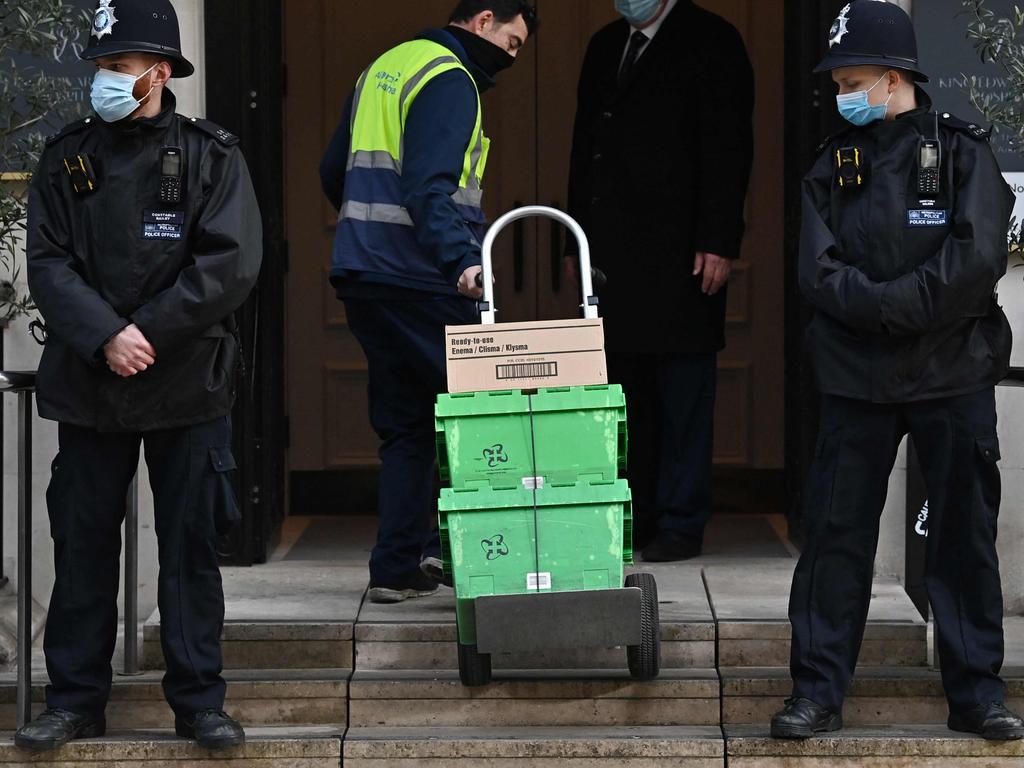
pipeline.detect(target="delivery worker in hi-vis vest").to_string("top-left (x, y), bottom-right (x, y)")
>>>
top-left (320, 1), bottom-right (537, 604)
top-left (772, 0), bottom-right (1023, 742)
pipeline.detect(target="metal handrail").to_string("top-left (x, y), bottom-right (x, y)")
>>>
top-left (1, 371), bottom-right (141, 729)
top-left (1, 371), bottom-right (36, 729)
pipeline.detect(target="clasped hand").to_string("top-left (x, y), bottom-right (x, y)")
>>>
top-left (104, 324), bottom-right (156, 377)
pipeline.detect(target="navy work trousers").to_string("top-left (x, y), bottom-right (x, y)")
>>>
top-left (789, 389), bottom-right (1006, 712)
top-left (608, 353), bottom-right (717, 546)
top-left (344, 296), bottom-right (479, 584)
top-left (44, 417), bottom-right (237, 719)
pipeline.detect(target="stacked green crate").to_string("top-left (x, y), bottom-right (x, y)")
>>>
top-left (434, 385), bottom-right (632, 646)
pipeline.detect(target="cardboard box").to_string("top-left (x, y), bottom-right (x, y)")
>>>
top-left (445, 318), bottom-right (607, 393)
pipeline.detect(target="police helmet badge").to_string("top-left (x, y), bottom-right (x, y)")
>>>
top-left (829, 3), bottom-right (851, 48)
top-left (92, 0), bottom-right (118, 40)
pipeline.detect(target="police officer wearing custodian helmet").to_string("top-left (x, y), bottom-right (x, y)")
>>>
top-left (771, 0), bottom-right (1024, 741)
top-left (16, 0), bottom-right (262, 752)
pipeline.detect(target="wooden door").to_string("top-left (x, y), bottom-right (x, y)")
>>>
top-left (698, 0), bottom-right (785, 469)
top-left (283, 0), bottom-right (785, 483)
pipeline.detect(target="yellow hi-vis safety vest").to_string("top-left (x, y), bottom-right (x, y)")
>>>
top-left (340, 39), bottom-right (490, 228)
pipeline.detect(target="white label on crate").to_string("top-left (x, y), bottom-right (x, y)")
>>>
top-left (521, 476), bottom-right (545, 490)
top-left (527, 572), bottom-right (552, 590)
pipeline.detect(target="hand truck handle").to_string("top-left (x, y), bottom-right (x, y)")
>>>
top-left (478, 206), bottom-right (600, 325)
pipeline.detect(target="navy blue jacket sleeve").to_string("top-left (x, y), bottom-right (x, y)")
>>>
top-left (400, 69), bottom-right (482, 284)
top-left (320, 92), bottom-right (354, 211)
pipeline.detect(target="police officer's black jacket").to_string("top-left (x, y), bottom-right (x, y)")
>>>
top-left (800, 89), bottom-right (1014, 403)
top-left (27, 91), bottom-right (262, 432)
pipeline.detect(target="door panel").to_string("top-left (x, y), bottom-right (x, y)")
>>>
top-left (700, 0), bottom-right (785, 468)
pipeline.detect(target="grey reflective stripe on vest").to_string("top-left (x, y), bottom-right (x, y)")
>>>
top-left (398, 55), bottom-right (461, 117)
top-left (349, 68), bottom-right (370, 131)
top-left (347, 150), bottom-right (401, 173)
top-left (466, 128), bottom-right (485, 190)
top-left (339, 201), bottom-right (414, 226)
top-left (452, 187), bottom-right (483, 208)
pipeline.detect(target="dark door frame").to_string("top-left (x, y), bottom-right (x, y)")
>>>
top-left (782, 0), bottom-right (849, 540)
top-left (204, 0), bottom-right (286, 566)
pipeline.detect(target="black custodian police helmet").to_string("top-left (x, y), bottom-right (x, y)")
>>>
top-left (814, 0), bottom-right (928, 83)
top-left (81, 0), bottom-right (194, 78)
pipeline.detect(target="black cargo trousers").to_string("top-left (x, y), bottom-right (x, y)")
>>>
top-left (788, 387), bottom-right (1006, 714)
top-left (43, 416), bottom-right (239, 719)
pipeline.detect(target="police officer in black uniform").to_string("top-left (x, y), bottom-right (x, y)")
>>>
top-left (15, 0), bottom-right (262, 752)
top-left (771, 0), bottom-right (1024, 741)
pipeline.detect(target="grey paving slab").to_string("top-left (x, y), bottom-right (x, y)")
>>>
top-left (146, 563), bottom-right (367, 630)
top-left (703, 559), bottom-right (925, 624)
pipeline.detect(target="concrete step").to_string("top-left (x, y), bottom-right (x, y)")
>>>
top-left (355, 620), bottom-right (715, 671)
top-left (348, 669), bottom-right (720, 728)
top-left (704, 562), bottom-right (928, 667)
top-left (354, 564), bottom-right (716, 671)
top-left (345, 726), bottom-right (725, 767)
top-left (0, 726), bottom-right (342, 765)
top-left (143, 562), bottom-right (366, 671)
top-left (725, 725), bottom-right (1024, 766)
top-left (721, 666), bottom-right (1024, 726)
top-left (143, 620), bottom-right (354, 671)
top-left (0, 670), bottom-right (349, 730)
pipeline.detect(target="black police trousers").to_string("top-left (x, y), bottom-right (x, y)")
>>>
top-left (44, 417), bottom-right (237, 719)
top-left (789, 388), bottom-right (1006, 713)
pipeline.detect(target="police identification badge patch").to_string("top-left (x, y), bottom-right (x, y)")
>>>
top-left (92, 0), bottom-right (118, 40)
top-left (907, 209), bottom-right (949, 227)
top-left (143, 210), bottom-right (184, 240)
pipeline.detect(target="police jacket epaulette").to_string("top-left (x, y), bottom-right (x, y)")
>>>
top-left (44, 116), bottom-right (98, 147)
top-left (816, 125), bottom-right (857, 155)
top-left (936, 111), bottom-right (991, 140)
top-left (181, 116), bottom-right (240, 146)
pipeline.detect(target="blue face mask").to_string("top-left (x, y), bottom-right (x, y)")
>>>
top-left (835, 73), bottom-right (893, 126)
top-left (90, 63), bottom-right (158, 123)
top-left (615, 0), bottom-right (662, 26)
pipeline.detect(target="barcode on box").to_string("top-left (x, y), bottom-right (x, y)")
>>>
top-left (496, 362), bottom-right (558, 381)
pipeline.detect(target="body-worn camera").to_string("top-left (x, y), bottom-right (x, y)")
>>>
top-left (836, 146), bottom-right (863, 189)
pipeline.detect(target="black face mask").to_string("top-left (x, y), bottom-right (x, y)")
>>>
top-left (446, 25), bottom-right (516, 79)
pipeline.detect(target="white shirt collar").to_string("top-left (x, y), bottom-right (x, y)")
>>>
top-left (630, 0), bottom-right (680, 41)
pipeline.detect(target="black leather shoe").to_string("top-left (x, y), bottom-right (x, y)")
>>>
top-left (641, 531), bottom-right (702, 562)
top-left (175, 710), bottom-right (245, 750)
top-left (770, 697), bottom-right (843, 739)
top-left (14, 708), bottom-right (105, 752)
top-left (948, 702), bottom-right (1024, 741)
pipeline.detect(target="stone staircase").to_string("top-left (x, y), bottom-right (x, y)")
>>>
top-left (0, 552), bottom-right (1022, 765)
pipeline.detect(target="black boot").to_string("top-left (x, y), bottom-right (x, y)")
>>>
top-left (948, 702), bottom-right (1024, 741)
top-left (175, 710), bottom-right (246, 749)
top-left (14, 709), bottom-right (105, 752)
top-left (770, 697), bottom-right (843, 739)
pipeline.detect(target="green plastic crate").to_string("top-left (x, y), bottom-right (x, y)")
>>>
top-left (438, 480), bottom-right (632, 645)
top-left (435, 385), bottom-right (627, 490)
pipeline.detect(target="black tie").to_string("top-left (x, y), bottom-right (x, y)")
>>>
top-left (619, 30), bottom-right (648, 84)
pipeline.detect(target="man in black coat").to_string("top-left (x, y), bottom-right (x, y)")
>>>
top-left (16, 0), bottom-right (261, 752)
top-left (567, 0), bottom-right (754, 561)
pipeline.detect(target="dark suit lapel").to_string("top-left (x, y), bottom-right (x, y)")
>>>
top-left (616, 0), bottom-right (688, 96)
